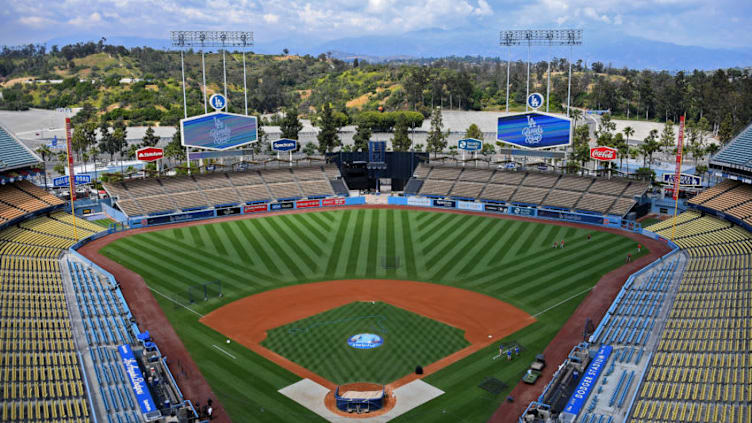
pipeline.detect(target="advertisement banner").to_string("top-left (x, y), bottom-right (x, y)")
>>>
top-left (661, 173), bottom-right (701, 187)
top-left (322, 198), bottom-right (346, 207)
top-left (508, 206), bottom-right (536, 216)
top-left (270, 202), bottom-right (294, 210)
top-left (216, 206), bottom-right (241, 216)
top-left (590, 146), bottom-right (617, 161)
top-left (673, 116), bottom-right (685, 201)
top-left (457, 200), bottom-right (483, 211)
top-left (484, 204), bottom-right (508, 213)
top-left (407, 197), bottom-right (432, 207)
top-left (180, 112), bottom-right (258, 150)
top-left (538, 209), bottom-right (604, 224)
top-left (272, 139), bottom-right (297, 152)
top-left (296, 199), bottom-right (321, 209)
top-left (117, 344), bottom-right (158, 415)
top-left (458, 138), bottom-right (483, 151)
top-left (562, 345), bottom-right (613, 416)
top-left (244, 204), bottom-right (268, 213)
top-left (432, 199), bottom-right (456, 208)
top-left (497, 112), bottom-right (572, 149)
top-left (136, 147), bottom-right (164, 162)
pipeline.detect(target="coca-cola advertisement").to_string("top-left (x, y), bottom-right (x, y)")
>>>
top-left (590, 146), bottom-right (617, 161)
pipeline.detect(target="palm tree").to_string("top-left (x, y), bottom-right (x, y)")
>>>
top-left (570, 109), bottom-right (583, 128)
top-left (35, 145), bottom-right (52, 188)
top-left (622, 126), bottom-right (635, 144)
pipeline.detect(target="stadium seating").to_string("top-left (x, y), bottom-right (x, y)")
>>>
top-left (0, 213), bottom-right (106, 422)
top-left (633, 214), bottom-right (752, 423)
top-left (0, 125), bottom-right (40, 170)
top-left (410, 164), bottom-right (649, 217)
top-left (104, 165), bottom-right (343, 217)
top-left (711, 122), bottom-right (752, 170)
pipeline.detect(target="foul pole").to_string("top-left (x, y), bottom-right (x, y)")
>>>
top-left (64, 118), bottom-right (78, 240)
top-left (670, 115), bottom-right (686, 241)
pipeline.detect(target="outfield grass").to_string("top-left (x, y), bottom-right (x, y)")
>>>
top-left (100, 209), bottom-right (648, 422)
top-left (91, 218), bottom-right (114, 228)
top-left (262, 301), bottom-right (469, 384)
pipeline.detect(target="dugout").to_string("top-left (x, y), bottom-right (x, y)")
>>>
top-left (327, 152), bottom-right (428, 191)
top-left (334, 383), bottom-right (385, 413)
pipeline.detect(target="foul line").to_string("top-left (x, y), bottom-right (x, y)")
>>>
top-left (533, 286), bottom-right (594, 318)
top-left (212, 344), bottom-right (237, 359)
top-left (148, 287), bottom-right (204, 318)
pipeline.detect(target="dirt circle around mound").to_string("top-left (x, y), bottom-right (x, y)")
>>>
top-left (200, 279), bottom-right (536, 390)
top-left (323, 382), bottom-right (396, 418)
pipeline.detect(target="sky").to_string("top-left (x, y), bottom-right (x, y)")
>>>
top-left (1, 0), bottom-right (751, 52)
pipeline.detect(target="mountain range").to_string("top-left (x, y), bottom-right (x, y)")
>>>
top-left (46, 27), bottom-right (752, 71)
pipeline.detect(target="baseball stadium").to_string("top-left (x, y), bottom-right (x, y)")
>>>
top-left (1, 27), bottom-right (752, 423)
top-left (2, 108), bottom-right (752, 423)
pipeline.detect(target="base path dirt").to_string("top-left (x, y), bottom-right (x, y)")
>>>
top-left (77, 204), bottom-right (671, 423)
top-left (201, 279), bottom-right (535, 391)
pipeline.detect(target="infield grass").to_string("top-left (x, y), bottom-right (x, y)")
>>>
top-left (100, 209), bottom-right (648, 422)
top-left (262, 301), bottom-right (469, 384)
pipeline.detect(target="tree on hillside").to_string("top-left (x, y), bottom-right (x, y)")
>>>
top-left (352, 123), bottom-right (372, 152)
top-left (391, 116), bottom-right (411, 152)
top-left (718, 114), bottom-right (734, 144)
top-left (639, 129), bottom-right (661, 169)
top-left (165, 129), bottom-right (185, 165)
top-left (35, 145), bottom-right (52, 188)
top-left (72, 120), bottom-right (97, 162)
top-left (659, 120), bottom-right (676, 152)
top-left (426, 107), bottom-right (448, 157)
top-left (141, 126), bottom-right (160, 147)
top-left (280, 107), bottom-right (303, 140)
top-left (464, 123), bottom-right (483, 140)
top-left (570, 125), bottom-right (591, 173)
top-left (316, 103), bottom-right (341, 153)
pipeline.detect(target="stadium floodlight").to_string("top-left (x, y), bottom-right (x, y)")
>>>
top-left (499, 29), bottom-right (582, 114)
top-left (171, 30), bottom-right (254, 173)
top-left (170, 31), bottom-right (254, 48)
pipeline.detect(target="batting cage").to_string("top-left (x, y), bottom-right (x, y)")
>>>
top-left (334, 384), bottom-right (385, 413)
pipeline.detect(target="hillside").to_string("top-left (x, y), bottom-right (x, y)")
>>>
top-left (1, 42), bottom-right (751, 138)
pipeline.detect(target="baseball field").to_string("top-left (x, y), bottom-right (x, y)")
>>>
top-left (97, 207), bottom-right (648, 422)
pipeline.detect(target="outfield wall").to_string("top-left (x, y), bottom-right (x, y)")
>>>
top-left (388, 197), bottom-right (641, 233)
top-left (126, 196), bottom-right (366, 228)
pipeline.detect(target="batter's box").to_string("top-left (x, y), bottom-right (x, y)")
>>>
top-left (381, 256), bottom-right (401, 270)
top-left (478, 377), bottom-right (507, 395)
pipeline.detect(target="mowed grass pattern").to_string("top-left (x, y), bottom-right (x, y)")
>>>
top-left (100, 209), bottom-right (647, 422)
top-left (262, 301), bottom-right (469, 384)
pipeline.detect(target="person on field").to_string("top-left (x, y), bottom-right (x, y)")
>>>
top-left (553, 241), bottom-right (558, 248)
top-left (561, 240), bottom-right (565, 248)
top-left (637, 244), bottom-right (642, 253)
top-left (587, 234), bottom-right (591, 241)
top-left (507, 350), bottom-right (513, 360)
top-left (626, 253), bottom-right (632, 263)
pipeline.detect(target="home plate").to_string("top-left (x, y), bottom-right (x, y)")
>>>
top-left (279, 379), bottom-right (444, 422)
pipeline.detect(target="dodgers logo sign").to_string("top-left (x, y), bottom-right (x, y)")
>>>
top-left (497, 112), bottom-right (571, 150)
top-left (347, 333), bottom-right (383, 349)
top-left (209, 93), bottom-right (227, 111)
top-left (181, 112), bottom-right (258, 151)
top-left (527, 93), bottom-right (544, 110)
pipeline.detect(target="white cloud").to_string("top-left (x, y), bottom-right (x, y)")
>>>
top-left (67, 12), bottom-right (102, 27)
top-left (473, 0), bottom-right (492, 16)
top-left (263, 13), bottom-right (279, 24)
top-left (18, 16), bottom-right (56, 27)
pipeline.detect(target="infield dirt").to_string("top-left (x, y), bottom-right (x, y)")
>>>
top-left (201, 279), bottom-right (535, 390)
